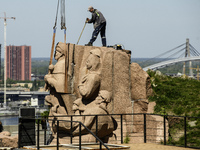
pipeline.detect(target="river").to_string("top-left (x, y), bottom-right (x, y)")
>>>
top-left (0, 116), bottom-right (19, 125)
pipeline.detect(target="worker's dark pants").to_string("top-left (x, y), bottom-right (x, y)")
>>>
top-left (90, 22), bottom-right (106, 46)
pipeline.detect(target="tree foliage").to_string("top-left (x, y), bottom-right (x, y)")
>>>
top-left (147, 70), bottom-right (200, 116)
top-left (147, 70), bottom-right (200, 147)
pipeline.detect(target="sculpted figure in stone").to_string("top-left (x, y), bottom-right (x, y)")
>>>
top-left (44, 42), bottom-right (68, 118)
top-left (78, 48), bottom-right (102, 101)
top-left (72, 49), bottom-right (117, 141)
top-left (52, 48), bottom-right (103, 132)
top-left (73, 90), bottom-right (117, 141)
top-left (45, 47), bottom-right (117, 141)
top-left (45, 42), bottom-right (66, 93)
top-left (70, 49), bottom-right (102, 120)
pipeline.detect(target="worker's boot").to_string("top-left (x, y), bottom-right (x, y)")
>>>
top-left (85, 42), bottom-right (93, 46)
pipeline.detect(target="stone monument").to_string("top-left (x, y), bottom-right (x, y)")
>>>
top-left (44, 43), bottom-right (163, 144)
top-left (44, 43), bottom-right (132, 142)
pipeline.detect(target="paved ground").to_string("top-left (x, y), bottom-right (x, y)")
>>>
top-left (21, 143), bottom-right (199, 150)
top-left (124, 143), bottom-right (198, 150)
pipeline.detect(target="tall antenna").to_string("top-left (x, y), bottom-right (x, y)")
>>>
top-left (0, 12), bottom-right (15, 108)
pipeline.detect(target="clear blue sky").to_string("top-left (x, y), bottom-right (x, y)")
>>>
top-left (0, 0), bottom-right (199, 58)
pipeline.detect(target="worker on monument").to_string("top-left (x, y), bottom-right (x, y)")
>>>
top-left (85, 6), bottom-right (107, 47)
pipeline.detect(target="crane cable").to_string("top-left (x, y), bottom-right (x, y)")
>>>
top-left (49, 0), bottom-right (60, 66)
top-left (60, 0), bottom-right (69, 93)
top-left (48, 0), bottom-right (69, 93)
top-left (60, 0), bottom-right (66, 30)
top-left (60, 0), bottom-right (66, 43)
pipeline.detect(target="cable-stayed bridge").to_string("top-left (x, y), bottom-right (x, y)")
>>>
top-left (143, 56), bottom-right (200, 71)
top-left (142, 39), bottom-right (200, 76)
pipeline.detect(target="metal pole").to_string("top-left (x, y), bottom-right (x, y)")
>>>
top-left (79, 122), bottom-right (81, 150)
top-left (95, 115), bottom-right (98, 143)
top-left (57, 120), bottom-right (59, 150)
top-left (120, 114), bottom-right (123, 144)
top-left (0, 12), bottom-right (15, 108)
top-left (100, 142), bottom-right (102, 150)
top-left (184, 116), bottom-right (187, 148)
top-left (44, 118), bottom-right (46, 145)
top-left (18, 118), bottom-right (22, 148)
top-left (70, 116), bottom-right (73, 144)
top-left (144, 114), bottom-right (146, 143)
top-left (164, 115), bottom-right (166, 145)
top-left (37, 120), bottom-right (40, 150)
top-left (3, 18), bottom-right (6, 107)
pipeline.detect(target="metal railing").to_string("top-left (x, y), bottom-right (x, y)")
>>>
top-left (18, 113), bottom-right (200, 149)
top-left (18, 117), bottom-right (110, 150)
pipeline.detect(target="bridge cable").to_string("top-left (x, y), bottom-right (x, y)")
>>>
top-left (191, 50), bottom-right (196, 56)
top-left (189, 44), bottom-right (200, 54)
top-left (190, 48), bottom-right (198, 56)
top-left (178, 52), bottom-right (186, 58)
top-left (162, 47), bottom-right (186, 61)
top-left (189, 44), bottom-right (200, 56)
top-left (190, 48), bottom-right (199, 56)
top-left (143, 43), bottom-right (185, 63)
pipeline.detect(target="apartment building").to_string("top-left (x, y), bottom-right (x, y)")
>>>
top-left (6, 45), bottom-right (31, 80)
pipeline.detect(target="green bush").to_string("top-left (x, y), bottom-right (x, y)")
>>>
top-left (147, 70), bottom-right (200, 147)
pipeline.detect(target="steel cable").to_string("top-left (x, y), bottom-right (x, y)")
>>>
top-left (60, 0), bottom-right (66, 29)
top-left (53, 0), bottom-right (59, 29)
top-left (143, 43), bottom-right (185, 63)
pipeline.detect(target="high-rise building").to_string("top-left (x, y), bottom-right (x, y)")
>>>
top-left (0, 44), bottom-right (1, 80)
top-left (6, 45), bottom-right (31, 81)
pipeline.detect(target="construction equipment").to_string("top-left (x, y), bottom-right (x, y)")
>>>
top-left (107, 44), bottom-right (125, 50)
top-left (190, 66), bottom-right (200, 80)
top-left (113, 44), bottom-right (123, 50)
top-left (77, 22), bottom-right (87, 45)
top-left (0, 12), bottom-right (15, 108)
top-left (49, 0), bottom-right (67, 66)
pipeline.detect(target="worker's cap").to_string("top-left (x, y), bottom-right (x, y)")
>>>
top-left (88, 6), bottom-right (93, 11)
top-left (55, 42), bottom-right (66, 54)
top-left (90, 48), bottom-right (101, 58)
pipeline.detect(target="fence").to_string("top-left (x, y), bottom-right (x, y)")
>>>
top-left (18, 117), bottom-right (110, 150)
top-left (18, 113), bottom-right (200, 149)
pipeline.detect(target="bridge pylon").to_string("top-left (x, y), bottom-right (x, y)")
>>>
top-left (183, 38), bottom-right (193, 77)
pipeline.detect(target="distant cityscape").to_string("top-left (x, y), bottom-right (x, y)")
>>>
top-left (0, 44), bottom-right (48, 116)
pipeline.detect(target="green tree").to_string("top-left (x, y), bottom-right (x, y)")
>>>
top-left (147, 70), bottom-right (200, 147)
